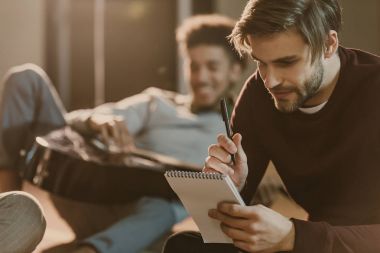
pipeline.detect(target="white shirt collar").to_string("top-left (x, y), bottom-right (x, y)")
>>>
top-left (299, 101), bottom-right (328, 114)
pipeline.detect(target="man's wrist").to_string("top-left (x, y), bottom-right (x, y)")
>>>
top-left (280, 220), bottom-right (295, 251)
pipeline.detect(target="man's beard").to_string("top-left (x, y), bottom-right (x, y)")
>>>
top-left (271, 60), bottom-right (324, 113)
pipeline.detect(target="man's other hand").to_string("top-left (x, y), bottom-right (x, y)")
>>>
top-left (87, 114), bottom-right (134, 153)
top-left (209, 203), bottom-right (295, 253)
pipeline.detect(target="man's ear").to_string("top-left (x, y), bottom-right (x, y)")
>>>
top-left (324, 30), bottom-right (339, 59)
top-left (229, 62), bottom-right (243, 83)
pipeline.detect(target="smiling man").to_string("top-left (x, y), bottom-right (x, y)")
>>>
top-left (163, 0), bottom-right (380, 253)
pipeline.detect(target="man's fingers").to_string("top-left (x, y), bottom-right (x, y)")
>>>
top-left (117, 121), bottom-right (129, 144)
top-left (202, 166), bottom-right (218, 173)
top-left (232, 133), bottom-right (242, 151)
top-left (217, 203), bottom-right (263, 220)
top-left (220, 224), bottom-right (261, 245)
top-left (232, 133), bottom-right (247, 164)
top-left (102, 118), bottom-right (133, 153)
top-left (208, 144), bottom-right (233, 164)
top-left (88, 115), bottom-right (133, 153)
top-left (205, 155), bottom-right (234, 176)
top-left (109, 121), bottom-right (120, 142)
top-left (100, 126), bottom-right (111, 148)
top-left (209, 208), bottom-right (253, 230)
top-left (114, 119), bottom-right (130, 149)
top-left (217, 134), bottom-right (237, 155)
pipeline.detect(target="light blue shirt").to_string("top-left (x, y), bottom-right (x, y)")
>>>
top-left (67, 87), bottom-right (225, 167)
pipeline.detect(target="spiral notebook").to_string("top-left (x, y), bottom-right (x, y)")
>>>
top-left (165, 171), bottom-right (246, 243)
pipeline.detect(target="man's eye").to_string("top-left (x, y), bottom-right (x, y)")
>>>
top-left (207, 64), bottom-right (220, 71)
top-left (277, 61), bottom-right (296, 67)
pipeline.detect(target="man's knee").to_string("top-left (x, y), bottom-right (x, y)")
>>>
top-left (163, 231), bottom-right (203, 253)
top-left (138, 197), bottom-right (175, 218)
top-left (0, 191), bottom-right (46, 253)
top-left (2, 63), bottom-right (49, 94)
top-left (163, 231), bottom-right (238, 253)
top-left (135, 197), bottom-right (178, 229)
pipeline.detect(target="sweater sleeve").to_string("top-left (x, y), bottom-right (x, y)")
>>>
top-left (66, 88), bottom-right (160, 136)
top-left (292, 219), bottom-right (380, 253)
top-left (231, 78), bottom-right (270, 204)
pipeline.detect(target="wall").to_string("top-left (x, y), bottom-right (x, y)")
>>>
top-left (339, 0), bottom-right (380, 55)
top-left (0, 0), bottom-right (46, 79)
top-left (215, 0), bottom-right (246, 19)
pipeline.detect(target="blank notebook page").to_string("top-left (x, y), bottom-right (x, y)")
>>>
top-left (165, 171), bottom-right (245, 243)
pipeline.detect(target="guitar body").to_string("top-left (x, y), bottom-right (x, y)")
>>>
top-left (21, 127), bottom-right (199, 204)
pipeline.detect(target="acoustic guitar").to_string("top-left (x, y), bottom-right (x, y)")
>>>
top-left (21, 127), bottom-right (200, 204)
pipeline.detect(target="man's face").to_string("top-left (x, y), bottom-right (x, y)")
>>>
top-left (184, 45), bottom-right (240, 110)
top-left (247, 29), bottom-right (324, 112)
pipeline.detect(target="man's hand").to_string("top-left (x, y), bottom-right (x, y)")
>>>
top-left (204, 133), bottom-right (248, 190)
top-left (209, 203), bottom-right (295, 253)
top-left (87, 114), bottom-right (134, 153)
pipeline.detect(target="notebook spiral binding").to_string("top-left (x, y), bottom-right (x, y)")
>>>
top-left (165, 170), bottom-right (225, 180)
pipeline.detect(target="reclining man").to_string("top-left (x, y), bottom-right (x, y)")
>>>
top-left (0, 15), bottom-right (246, 253)
top-left (163, 0), bottom-right (380, 253)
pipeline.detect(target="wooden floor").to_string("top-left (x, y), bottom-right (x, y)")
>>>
top-left (23, 182), bottom-right (76, 252)
top-left (24, 177), bottom-right (307, 253)
top-left (23, 181), bottom-right (199, 253)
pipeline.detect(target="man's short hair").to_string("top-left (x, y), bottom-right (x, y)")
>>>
top-left (230, 0), bottom-right (342, 62)
top-left (176, 14), bottom-right (246, 69)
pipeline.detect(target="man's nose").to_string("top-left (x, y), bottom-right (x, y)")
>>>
top-left (194, 68), bottom-right (209, 83)
top-left (262, 68), bottom-right (281, 89)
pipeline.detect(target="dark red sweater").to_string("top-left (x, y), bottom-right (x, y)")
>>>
top-left (232, 47), bottom-right (380, 253)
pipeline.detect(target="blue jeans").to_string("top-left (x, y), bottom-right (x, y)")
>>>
top-left (84, 197), bottom-right (188, 253)
top-left (0, 64), bottom-right (189, 253)
top-left (0, 64), bottom-right (66, 170)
